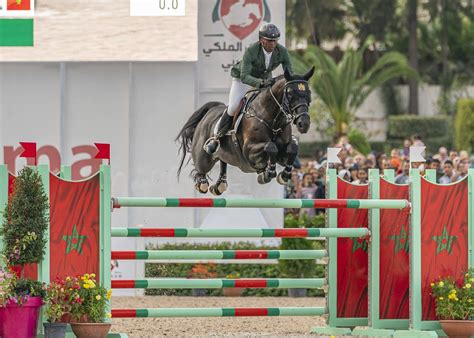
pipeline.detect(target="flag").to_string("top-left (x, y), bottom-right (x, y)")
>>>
top-left (19, 142), bottom-right (36, 164)
top-left (327, 147), bottom-right (342, 164)
top-left (94, 143), bottom-right (110, 163)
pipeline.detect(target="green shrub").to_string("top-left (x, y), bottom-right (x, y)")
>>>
top-left (388, 115), bottom-right (450, 139)
top-left (454, 99), bottom-right (474, 153)
top-left (348, 129), bottom-right (371, 155)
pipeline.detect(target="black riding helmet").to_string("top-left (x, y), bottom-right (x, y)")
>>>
top-left (259, 23), bottom-right (280, 40)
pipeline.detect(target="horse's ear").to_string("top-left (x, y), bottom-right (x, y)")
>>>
top-left (284, 67), bottom-right (292, 80)
top-left (303, 66), bottom-right (315, 80)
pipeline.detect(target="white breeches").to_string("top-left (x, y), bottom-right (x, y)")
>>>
top-left (227, 78), bottom-right (253, 116)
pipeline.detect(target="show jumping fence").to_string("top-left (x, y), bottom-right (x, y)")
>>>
top-left (0, 164), bottom-right (472, 336)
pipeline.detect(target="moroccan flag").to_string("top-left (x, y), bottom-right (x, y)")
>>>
top-left (7, 0), bottom-right (31, 11)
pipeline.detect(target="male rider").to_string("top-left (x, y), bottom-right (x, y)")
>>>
top-left (203, 23), bottom-right (294, 155)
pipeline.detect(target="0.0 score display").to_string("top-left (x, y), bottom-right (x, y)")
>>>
top-left (130, 0), bottom-right (185, 16)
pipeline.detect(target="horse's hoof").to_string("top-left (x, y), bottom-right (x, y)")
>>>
top-left (195, 183), bottom-right (209, 194)
top-left (257, 173), bottom-right (266, 184)
top-left (277, 172), bottom-right (288, 185)
top-left (210, 181), bottom-right (228, 196)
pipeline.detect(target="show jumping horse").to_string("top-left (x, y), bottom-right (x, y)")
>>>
top-left (176, 67), bottom-right (314, 195)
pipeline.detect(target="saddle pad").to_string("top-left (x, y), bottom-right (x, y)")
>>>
top-left (213, 113), bottom-right (244, 136)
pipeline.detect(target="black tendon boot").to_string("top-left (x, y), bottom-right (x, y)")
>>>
top-left (203, 111), bottom-right (233, 155)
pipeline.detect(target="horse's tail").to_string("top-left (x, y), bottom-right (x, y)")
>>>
top-left (176, 101), bottom-right (223, 178)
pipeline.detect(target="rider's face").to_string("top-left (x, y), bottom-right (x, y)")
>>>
top-left (260, 38), bottom-right (278, 52)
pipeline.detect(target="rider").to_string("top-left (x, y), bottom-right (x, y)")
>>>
top-left (203, 23), bottom-right (294, 155)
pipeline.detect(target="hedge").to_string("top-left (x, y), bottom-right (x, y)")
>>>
top-left (388, 115), bottom-right (450, 139)
top-left (454, 99), bottom-right (474, 153)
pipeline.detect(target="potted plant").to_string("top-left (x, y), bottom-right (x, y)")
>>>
top-left (279, 214), bottom-right (321, 297)
top-left (69, 273), bottom-right (112, 338)
top-left (1, 166), bottom-right (49, 338)
top-left (43, 278), bottom-right (77, 338)
top-left (188, 263), bottom-right (217, 296)
top-left (223, 272), bottom-right (244, 297)
top-left (431, 267), bottom-right (474, 338)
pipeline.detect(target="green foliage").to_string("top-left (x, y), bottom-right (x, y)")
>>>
top-left (11, 278), bottom-right (46, 305)
top-left (1, 167), bottom-right (49, 269)
top-left (454, 99), bottom-right (474, 152)
top-left (431, 268), bottom-right (474, 320)
top-left (388, 115), bottom-right (450, 139)
top-left (348, 129), bottom-right (371, 155)
top-left (279, 214), bottom-right (324, 280)
top-left (292, 42), bottom-right (416, 139)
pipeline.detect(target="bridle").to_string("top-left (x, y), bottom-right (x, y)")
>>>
top-left (244, 80), bottom-right (311, 137)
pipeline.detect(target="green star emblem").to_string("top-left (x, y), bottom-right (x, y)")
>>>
top-left (16, 0), bottom-right (22, 5)
top-left (432, 225), bottom-right (457, 254)
top-left (390, 225), bottom-right (409, 254)
top-left (62, 225), bottom-right (87, 254)
top-left (352, 237), bottom-right (368, 253)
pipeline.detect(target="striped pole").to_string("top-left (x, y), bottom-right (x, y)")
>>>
top-left (112, 250), bottom-right (328, 260)
top-left (112, 307), bottom-right (327, 318)
top-left (112, 278), bottom-right (326, 289)
top-left (111, 227), bottom-right (370, 238)
top-left (112, 197), bottom-right (410, 209)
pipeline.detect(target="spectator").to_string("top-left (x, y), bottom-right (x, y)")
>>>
top-left (349, 164), bottom-right (359, 182)
top-left (411, 135), bottom-right (425, 147)
top-left (296, 173), bottom-right (318, 217)
top-left (401, 139), bottom-right (412, 158)
top-left (390, 148), bottom-right (401, 171)
top-left (395, 160), bottom-right (410, 184)
top-left (338, 169), bottom-right (351, 181)
top-left (437, 147), bottom-right (449, 165)
top-left (454, 161), bottom-right (469, 181)
top-left (439, 160), bottom-right (455, 184)
top-left (381, 159), bottom-right (392, 175)
top-left (353, 167), bottom-right (368, 184)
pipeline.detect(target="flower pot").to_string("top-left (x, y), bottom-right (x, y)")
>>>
top-left (43, 322), bottom-right (67, 338)
top-left (223, 288), bottom-right (244, 297)
top-left (2, 296), bottom-right (43, 338)
top-left (439, 319), bottom-right (474, 338)
top-left (287, 288), bottom-right (307, 297)
top-left (70, 322), bottom-right (111, 338)
top-left (0, 306), bottom-right (4, 337)
top-left (192, 288), bottom-right (207, 297)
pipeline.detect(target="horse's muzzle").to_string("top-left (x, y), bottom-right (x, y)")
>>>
top-left (296, 113), bottom-right (310, 134)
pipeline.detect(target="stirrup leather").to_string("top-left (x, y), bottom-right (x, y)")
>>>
top-left (203, 136), bottom-right (221, 153)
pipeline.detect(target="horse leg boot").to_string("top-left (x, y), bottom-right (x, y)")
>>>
top-left (277, 138), bottom-right (298, 185)
top-left (257, 142), bottom-right (278, 184)
top-left (194, 172), bottom-right (209, 194)
top-left (210, 161), bottom-right (228, 196)
top-left (203, 109), bottom-right (233, 155)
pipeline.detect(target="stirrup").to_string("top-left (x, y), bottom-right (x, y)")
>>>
top-left (203, 137), bottom-right (220, 154)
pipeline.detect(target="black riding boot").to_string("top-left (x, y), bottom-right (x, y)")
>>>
top-left (203, 111), bottom-right (233, 155)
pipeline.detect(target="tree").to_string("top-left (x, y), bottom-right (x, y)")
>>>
top-left (292, 41), bottom-right (417, 140)
top-left (1, 167), bottom-right (49, 277)
top-left (407, 0), bottom-right (419, 115)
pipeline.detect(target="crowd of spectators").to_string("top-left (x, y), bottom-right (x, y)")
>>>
top-left (284, 135), bottom-right (473, 218)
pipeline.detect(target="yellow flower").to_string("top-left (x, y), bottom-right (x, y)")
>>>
top-left (83, 284), bottom-right (90, 289)
top-left (439, 297), bottom-right (444, 300)
top-left (84, 274), bottom-right (90, 279)
top-left (106, 313), bottom-right (112, 318)
top-left (438, 281), bottom-right (444, 287)
top-left (430, 283), bottom-right (434, 287)
top-left (469, 278), bottom-right (474, 283)
top-left (90, 273), bottom-right (96, 278)
top-left (466, 283), bottom-right (472, 289)
top-left (66, 277), bottom-right (71, 281)
top-left (106, 289), bottom-right (112, 299)
top-left (95, 295), bottom-right (101, 300)
top-left (448, 293), bottom-right (456, 300)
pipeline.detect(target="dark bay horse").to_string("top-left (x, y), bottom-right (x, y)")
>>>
top-left (177, 67), bottom-right (314, 195)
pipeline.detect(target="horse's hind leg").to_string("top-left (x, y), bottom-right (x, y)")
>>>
top-left (210, 161), bottom-right (228, 196)
top-left (194, 172), bottom-right (209, 194)
top-left (277, 137), bottom-right (298, 185)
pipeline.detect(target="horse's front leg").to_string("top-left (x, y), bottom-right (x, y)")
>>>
top-left (277, 137), bottom-right (298, 185)
top-left (210, 161), bottom-right (228, 196)
top-left (248, 141), bottom-right (278, 184)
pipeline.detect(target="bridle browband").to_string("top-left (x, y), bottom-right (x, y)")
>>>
top-left (244, 80), bottom-right (310, 137)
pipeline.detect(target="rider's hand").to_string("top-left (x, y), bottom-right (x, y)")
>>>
top-left (260, 78), bottom-right (276, 88)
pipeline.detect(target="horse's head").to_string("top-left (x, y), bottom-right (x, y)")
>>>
top-left (282, 67), bottom-right (315, 134)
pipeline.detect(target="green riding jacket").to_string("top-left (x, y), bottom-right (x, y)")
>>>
top-left (231, 41), bottom-right (293, 88)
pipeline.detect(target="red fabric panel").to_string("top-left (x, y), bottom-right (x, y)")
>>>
top-left (420, 179), bottom-right (468, 320)
top-left (379, 180), bottom-right (409, 319)
top-left (234, 280), bottom-right (267, 288)
top-left (7, 174), bottom-right (37, 280)
top-left (49, 174), bottom-right (100, 281)
top-left (234, 308), bottom-right (268, 316)
top-left (336, 178), bottom-right (368, 318)
top-left (234, 251), bottom-right (269, 259)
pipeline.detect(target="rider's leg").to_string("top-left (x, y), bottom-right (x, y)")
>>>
top-left (204, 78), bottom-right (252, 155)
